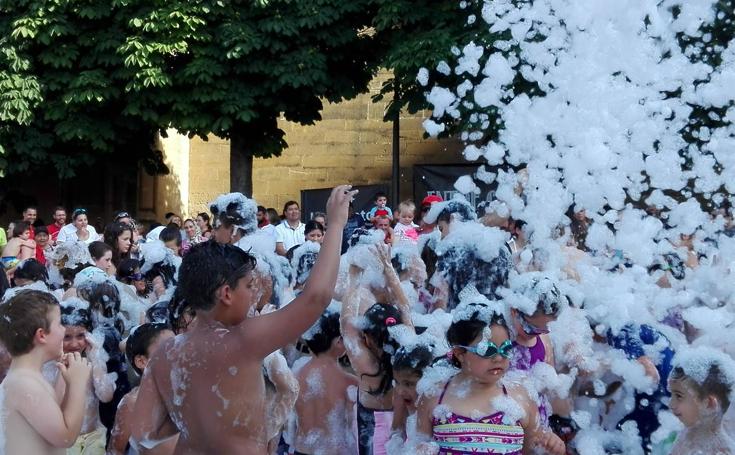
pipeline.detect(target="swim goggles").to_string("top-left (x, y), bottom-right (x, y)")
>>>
top-left (454, 339), bottom-right (513, 359)
top-left (519, 314), bottom-right (550, 336)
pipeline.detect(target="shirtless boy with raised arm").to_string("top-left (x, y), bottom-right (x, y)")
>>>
top-left (131, 185), bottom-right (357, 454)
top-left (0, 290), bottom-right (92, 454)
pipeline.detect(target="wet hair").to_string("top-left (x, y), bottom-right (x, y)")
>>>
top-left (79, 281), bottom-right (122, 332)
top-left (520, 277), bottom-right (567, 317)
top-left (0, 290), bottom-right (58, 356)
top-left (14, 258), bottom-right (49, 284)
top-left (35, 226), bottom-right (49, 237)
top-left (59, 263), bottom-right (92, 291)
top-left (103, 222), bottom-right (134, 265)
top-left (126, 323), bottom-right (171, 376)
top-left (283, 201), bottom-right (299, 214)
top-left (361, 303), bottom-right (402, 395)
top-left (436, 200), bottom-right (477, 224)
top-left (446, 306), bottom-right (508, 368)
top-left (295, 251), bottom-right (318, 286)
top-left (116, 258), bottom-right (140, 282)
top-left (348, 227), bottom-right (372, 248)
top-left (88, 241), bottom-right (112, 261)
top-left (175, 241), bottom-right (256, 313)
top-left (304, 220), bottom-right (324, 236)
top-left (374, 192), bottom-right (387, 201)
top-left (304, 310), bottom-right (341, 355)
top-left (159, 226), bottom-right (182, 247)
top-left (392, 344), bottom-right (434, 376)
top-left (11, 220), bottom-right (29, 237)
top-left (60, 301), bottom-right (92, 331)
top-left (670, 365), bottom-right (732, 413)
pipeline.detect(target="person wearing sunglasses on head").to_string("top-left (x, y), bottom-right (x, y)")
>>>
top-left (505, 274), bottom-right (570, 437)
top-left (57, 208), bottom-right (101, 245)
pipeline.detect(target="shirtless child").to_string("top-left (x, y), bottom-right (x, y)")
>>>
top-left (131, 185), bottom-right (357, 454)
top-left (110, 323), bottom-right (175, 455)
top-left (0, 290), bottom-right (92, 454)
top-left (55, 300), bottom-right (117, 454)
top-left (292, 305), bottom-right (358, 455)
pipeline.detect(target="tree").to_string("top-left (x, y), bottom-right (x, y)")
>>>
top-left (0, 0), bottom-right (385, 196)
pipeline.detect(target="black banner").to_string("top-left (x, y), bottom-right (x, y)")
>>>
top-left (301, 184), bottom-right (389, 222)
top-left (413, 164), bottom-right (500, 214)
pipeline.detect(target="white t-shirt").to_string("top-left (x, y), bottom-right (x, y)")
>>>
top-left (57, 224), bottom-right (100, 244)
top-left (274, 221), bottom-right (305, 252)
top-left (261, 223), bottom-right (277, 242)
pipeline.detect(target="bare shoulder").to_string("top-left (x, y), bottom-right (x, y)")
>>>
top-left (3, 370), bottom-right (55, 405)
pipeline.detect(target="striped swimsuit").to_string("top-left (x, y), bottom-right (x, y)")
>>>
top-left (431, 380), bottom-right (524, 454)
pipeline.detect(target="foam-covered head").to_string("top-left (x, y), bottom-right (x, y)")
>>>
top-left (670, 346), bottom-right (735, 414)
top-left (302, 302), bottom-right (342, 355)
top-left (423, 196), bottom-right (477, 225)
top-left (290, 241), bottom-right (320, 287)
top-left (209, 192), bottom-right (258, 235)
top-left (13, 258), bottom-right (49, 284)
top-left (60, 298), bottom-right (92, 331)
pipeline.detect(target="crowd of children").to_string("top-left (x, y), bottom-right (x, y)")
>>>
top-left (1, 184), bottom-right (734, 455)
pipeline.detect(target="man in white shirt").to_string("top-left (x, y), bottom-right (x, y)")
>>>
top-left (275, 201), bottom-right (305, 256)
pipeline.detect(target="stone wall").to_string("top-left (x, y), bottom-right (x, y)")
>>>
top-left (158, 71), bottom-right (462, 219)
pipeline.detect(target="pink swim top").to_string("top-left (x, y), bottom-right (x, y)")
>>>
top-left (431, 380), bottom-right (524, 454)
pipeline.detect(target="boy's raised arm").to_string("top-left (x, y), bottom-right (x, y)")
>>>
top-left (241, 185), bottom-right (358, 359)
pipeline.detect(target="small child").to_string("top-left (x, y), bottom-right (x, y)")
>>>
top-left (388, 344), bottom-right (434, 447)
top-left (0, 290), bottom-right (92, 453)
top-left (393, 201), bottom-right (419, 245)
top-left (109, 323), bottom-right (175, 455)
top-left (291, 305), bottom-right (358, 455)
top-left (57, 299), bottom-right (117, 455)
top-left (668, 346), bottom-right (735, 455)
top-left (368, 192), bottom-right (393, 221)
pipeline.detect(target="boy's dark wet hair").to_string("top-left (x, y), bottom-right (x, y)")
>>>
top-left (446, 305), bottom-right (508, 368)
top-left (159, 226), bottom-right (182, 246)
top-left (60, 301), bottom-right (93, 331)
top-left (0, 290), bottom-right (58, 356)
top-left (392, 344), bottom-right (434, 376)
top-left (176, 241), bottom-right (256, 312)
top-left (59, 263), bottom-right (92, 291)
top-left (374, 192), bottom-right (387, 201)
top-left (670, 365), bottom-right (732, 413)
top-left (126, 323), bottom-right (171, 376)
top-left (35, 225), bottom-right (49, 236)
top-left (89, 241), bottom-right (112, 261)
top-left (295, 252), bottom-right (318, 287)
top-left (361, 303), bottom-right (403, 395)
top-left (14, 258), bottom-right (49, 284)
top-left (304, 310), bottom-right (341, 355)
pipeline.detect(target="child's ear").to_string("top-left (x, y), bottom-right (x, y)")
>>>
top-left (706, 394), bottom-right (720, 411)
top-left (35, 327), bottom-right (49, 345)
top-left (134, 354), bottom-right (148, 372)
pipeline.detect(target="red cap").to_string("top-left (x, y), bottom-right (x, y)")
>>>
top-left (421, 195), bottom-right (444, 206)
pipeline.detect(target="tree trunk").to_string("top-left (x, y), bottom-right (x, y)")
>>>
top-left (230, 132), bottom-right (253, 196)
